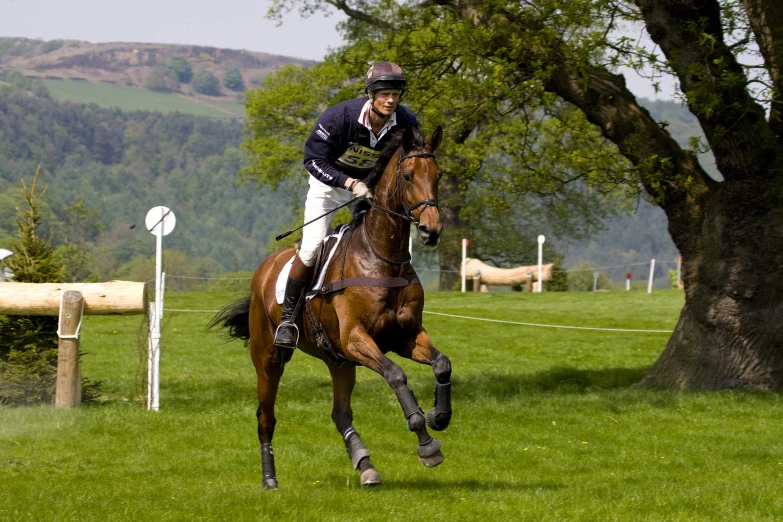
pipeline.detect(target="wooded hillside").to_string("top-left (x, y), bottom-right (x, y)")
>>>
top-left (0, 77), bottom-right (299, 283)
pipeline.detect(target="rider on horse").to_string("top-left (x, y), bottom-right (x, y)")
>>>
top-left (274, 61), bottom-right (419, 349)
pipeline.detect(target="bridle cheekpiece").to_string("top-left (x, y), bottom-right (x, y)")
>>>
top-left (368, 148), bottom-right (440, 226)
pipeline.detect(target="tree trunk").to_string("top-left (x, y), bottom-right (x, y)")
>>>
top-left (437, 176), bottom-right (467, 291)
top-left (642, 175), bottom-right (783, 389)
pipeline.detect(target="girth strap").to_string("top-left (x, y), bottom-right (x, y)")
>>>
top-left (304, 300), bottom-right (355, 367)
top-left (317, 273), bottom-right (421, 295)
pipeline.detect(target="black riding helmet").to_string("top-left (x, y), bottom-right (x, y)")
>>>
top-left (364, 61), bottom-right (406, 95)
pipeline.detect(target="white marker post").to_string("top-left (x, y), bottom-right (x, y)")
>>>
top-left (676, 256), bottom-right (682, 288)
top-left (626, 272), bottom-right (631, 291)
top-left (537, 235), bottom-right (546, 293)
top-left (145, 206), bottom-right (176, 411)
top-left (461, 238), bottom-right (469, 293)
top-left (593, 271), bottom-right (599, 292)
top-left (647, 258), bottom-right (656, 294)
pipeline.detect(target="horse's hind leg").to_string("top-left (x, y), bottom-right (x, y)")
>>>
top-left (347, 329), bottom-right (444, 468)
top-left (397, 329), bottom-right (453, 432)
top-left (252, 336), bottom-right (285, 490)
top-left (328, 365), bottom-right (382, 486)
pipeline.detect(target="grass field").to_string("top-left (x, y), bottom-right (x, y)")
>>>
top-left (3, 290), bottom-right (783, 521)
top-left (42, 80), bottom-right (246, 119)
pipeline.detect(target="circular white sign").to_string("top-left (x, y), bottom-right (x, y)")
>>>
top-left (145, 206), bottom-right (176, 236)
top-left (537, 234), bottom-right (546, 244)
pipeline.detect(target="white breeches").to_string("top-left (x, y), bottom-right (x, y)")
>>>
top-left (299, 176), bottom-right (353, 267)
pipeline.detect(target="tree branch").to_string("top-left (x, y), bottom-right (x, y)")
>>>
top-left (325, 0), bottom-right (395, 30)
top-left (742, 0), bottom-right (783, 128)
top-left (428, 0), bottom-right (718, 252)
top-left (634, 0), bottom-right (778, 181)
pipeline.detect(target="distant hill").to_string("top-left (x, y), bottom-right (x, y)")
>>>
top-left (0, 37), bottom-right (311, 114)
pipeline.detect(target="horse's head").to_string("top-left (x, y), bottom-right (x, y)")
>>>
top-left (397, 125), bottom-right (443, 246)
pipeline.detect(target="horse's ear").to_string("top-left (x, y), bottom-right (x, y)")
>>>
top-left (403, 125), bottom-right (416, 152)
top-left (429, 125), bottom-right (443, 153)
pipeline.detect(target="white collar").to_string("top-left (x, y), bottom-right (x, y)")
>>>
top-left (359, 99), bottom-right (397, 147)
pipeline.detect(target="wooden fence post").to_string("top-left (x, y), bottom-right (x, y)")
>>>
top-left (55, 290), bottom-right (84, 409)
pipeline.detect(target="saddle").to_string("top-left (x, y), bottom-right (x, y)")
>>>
top-left (280, 218), bottom-right (422, 367)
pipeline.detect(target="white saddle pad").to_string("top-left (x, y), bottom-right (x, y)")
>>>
top-left (275, 225), bottom-right (350, 304)
top-left (275, 256), bottom-right (295, 304)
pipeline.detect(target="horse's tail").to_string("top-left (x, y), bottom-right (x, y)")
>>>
top-left (207, 295), bottom-right (251, 345)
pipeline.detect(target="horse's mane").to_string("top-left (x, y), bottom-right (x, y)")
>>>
top-left (352, 126), bottom-right (427, 218)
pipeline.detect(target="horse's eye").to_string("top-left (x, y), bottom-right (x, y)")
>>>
top-left (402, 172), bottom-right (413, 183)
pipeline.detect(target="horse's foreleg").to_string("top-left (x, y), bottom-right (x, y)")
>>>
top-left (253, 339), bottom-right (285, 490)
top-left (346, 328), bottom-right (444, 468)
top-left (328, 365), bottom-right (382, 486)
top-left (401, 330), bottom-right (452, 432)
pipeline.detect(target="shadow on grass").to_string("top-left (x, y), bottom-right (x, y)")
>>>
top-left (377, 477), bottom-right (565, 492)
top-left (456, 366), bottom-right (649, 399)
top-left (160, 374), bottom-right (334, 411)
top-left (92, 367), bottom-right (650, 410)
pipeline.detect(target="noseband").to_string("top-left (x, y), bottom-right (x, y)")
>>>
top-left (368, 149), bottom-right (440, 225)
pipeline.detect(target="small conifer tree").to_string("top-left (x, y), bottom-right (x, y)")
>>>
top-left (0, 167), bottom-right (63, 405)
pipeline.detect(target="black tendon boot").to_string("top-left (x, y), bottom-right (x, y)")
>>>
top-left (274, 276), bottom-right (309, 349)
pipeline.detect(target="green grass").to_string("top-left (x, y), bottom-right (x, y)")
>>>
top-left (211, 98), bottom-right (248, 117)
top-left (42, 80), bottom-right (245, 119)
top-left (3, 290), bottom-right (783, 521)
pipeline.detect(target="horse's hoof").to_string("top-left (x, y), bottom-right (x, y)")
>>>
top-left (417, 437), bottom-right (443, 467)
top-left (419, 449), bottom-right (445, 468)
top-left (426, 408), bottom-right (452, 431)
top-left (262, 478), bottom-right (279, 490)
top-left (360, 468), bottom-right (383, 486)
top-left (417, 437), bottom-right (442, 457)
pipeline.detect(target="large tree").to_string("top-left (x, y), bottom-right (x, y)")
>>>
top-left (263, 0), bottom-right (782, 390)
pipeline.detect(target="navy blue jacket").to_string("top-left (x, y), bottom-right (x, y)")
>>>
top-left (303, 97), bottom-right (418, 189)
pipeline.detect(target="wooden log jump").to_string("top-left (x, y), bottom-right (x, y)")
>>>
top-left (0, 281), bottom-right (147, 316)
top-left (0, 281), bottom-right (147, 408)
top-left (464, 258), bottom-right (554, 292)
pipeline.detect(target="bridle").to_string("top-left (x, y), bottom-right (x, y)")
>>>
top-left (361, 148), bottom-right (441, 266)
top-left (368, 149), bottom-right (440, 225)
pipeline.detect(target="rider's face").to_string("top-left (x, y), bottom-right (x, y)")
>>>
top-left (371, 89), bottom-right (402, 117)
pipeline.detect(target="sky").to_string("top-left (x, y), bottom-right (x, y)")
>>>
top-left (0, 0), bottom-right (676, 100)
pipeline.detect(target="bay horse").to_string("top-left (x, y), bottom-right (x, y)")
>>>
top-left (210, 125), bottom-right (452, 489)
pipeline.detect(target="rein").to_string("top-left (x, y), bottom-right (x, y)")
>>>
top-left (363, 148), bottom-right (440, 266)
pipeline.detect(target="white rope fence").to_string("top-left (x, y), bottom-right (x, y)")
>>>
top-left (421, 311), bottom-right (672, 333)
top-left (164, 307), bottom-right (672, 334)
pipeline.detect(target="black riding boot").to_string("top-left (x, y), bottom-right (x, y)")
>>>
top-left (274, 276), bottom-right (309, 349)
